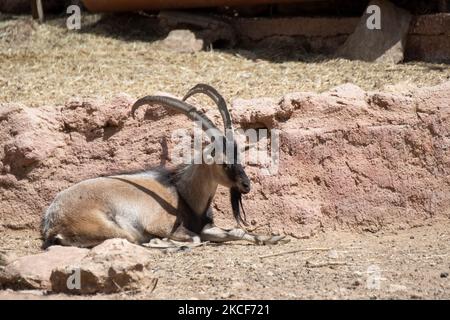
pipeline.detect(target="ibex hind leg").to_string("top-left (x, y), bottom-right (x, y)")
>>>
top-left (44, 210), bottom-right (137, 249)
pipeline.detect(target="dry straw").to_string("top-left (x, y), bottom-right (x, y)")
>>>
top-left (1, 14), bottom-right (449, 106)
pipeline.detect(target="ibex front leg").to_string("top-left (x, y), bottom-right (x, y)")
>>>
top-left (200, 225), bottom-right (286, 245)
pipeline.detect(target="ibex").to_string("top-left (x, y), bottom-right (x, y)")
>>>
top-left (42, 84), bottom-right (285, 249)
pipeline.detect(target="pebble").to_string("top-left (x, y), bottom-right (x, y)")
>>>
top-left (328, 250), bottom-right (339, 259)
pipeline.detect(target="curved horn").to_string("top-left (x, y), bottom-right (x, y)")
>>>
top-left (131, 95), bottom-right (223, 139)
top-left (182, 84), bottom-right (233, 138)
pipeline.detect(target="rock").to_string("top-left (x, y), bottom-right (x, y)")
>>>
top-left (328, 250), bottom-right (339, 259)
top-left (158, 11), bottom-right (236, 49)
top-left (0, 253), bottom-right (9, 266)
top-left (231, 97), bottom-right (293, 129)
top-left (1, 105), bottom-right (65, 177)
top-left (440, 272), bottom-right (448, 278)
top-left (160, 29), bottom-right (204, 53)
top-left (50, 239), bottom-right (158, 294)
top-left (0, 246), bottom-right (88, 290)
top-left (337, 0), bottom-right (412, 63)
top-left (0, 239), bottom-right (158, 294)
top-left (328, 83), bottom-right (366, 101)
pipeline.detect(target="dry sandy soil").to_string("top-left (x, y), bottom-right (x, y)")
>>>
top-left (1, 221), bottom-right (449, 300)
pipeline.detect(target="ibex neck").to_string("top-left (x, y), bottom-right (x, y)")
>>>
top-left (175, 164), bottom-right (218, 216)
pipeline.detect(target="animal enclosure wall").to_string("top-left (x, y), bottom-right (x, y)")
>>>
top-left (1, 83), bottom-right (449, 237)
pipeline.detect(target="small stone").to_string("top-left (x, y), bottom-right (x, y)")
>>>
top-left (221, 292), bottom-right (233, 299)
top-left (440, 272), bottom-right (448, 278)
top-left (160, 29), bottom-right (204, 53)
top-left (352, 280), bottom-right (361, 287)
top-left (328, 249), bottom-right (339, 259)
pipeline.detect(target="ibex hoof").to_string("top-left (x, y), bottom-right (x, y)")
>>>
top-left (255, 235), bottom-right (288, 245)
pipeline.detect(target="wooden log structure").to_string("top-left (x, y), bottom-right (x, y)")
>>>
top-left (82, 0), bottom-right (324, 12)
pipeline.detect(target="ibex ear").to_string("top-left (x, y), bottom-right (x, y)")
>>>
top-left (203, 142), bottom-right (217, 164)
top-left (203, 138), bottom-right (231, 164)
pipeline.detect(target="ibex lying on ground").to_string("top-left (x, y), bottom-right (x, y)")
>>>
top-left (42, 84), bottom-right (285, 249)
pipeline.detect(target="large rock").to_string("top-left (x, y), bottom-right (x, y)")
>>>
top-left (50, 239), bottom-right (158, 294)
top-left (337, 0), bottom-right (412, 63)
top-left (0, 246), bottom-right (88, 290)
top-left (0, 83), bottom-right (450, 238)
top-left (0, 239), bottom-right (158, 294)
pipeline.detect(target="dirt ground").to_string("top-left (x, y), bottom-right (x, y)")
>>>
top-left (1, 221), bottom-right (449, 300)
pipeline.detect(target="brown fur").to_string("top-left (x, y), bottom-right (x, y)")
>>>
top-left (43, 173), bottom-right (186, 248)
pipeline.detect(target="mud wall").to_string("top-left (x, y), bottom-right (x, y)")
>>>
top-left (0, 83), bottom-right (449, 237)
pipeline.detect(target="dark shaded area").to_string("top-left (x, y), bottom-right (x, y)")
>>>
top-left (2, 1), bottom-right (448, 16)
top-left (32, 11), bottom-right (337, 63)
top-left (1, 1), bottom-right (449, 65)
top-left (77, 12), bottom-right (165, 42)
top-left (0, 0), bottom-right (76, 14)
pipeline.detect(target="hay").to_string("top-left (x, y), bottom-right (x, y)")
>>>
top-left (0, 13), bottom-right (449, 106)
